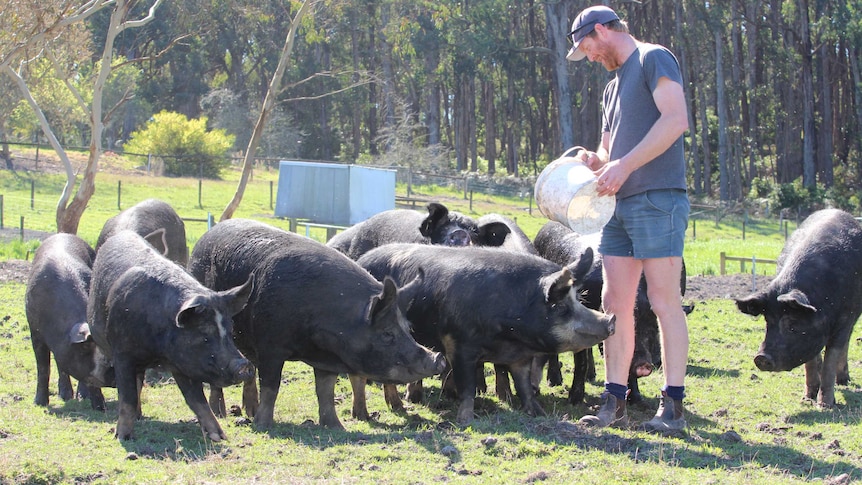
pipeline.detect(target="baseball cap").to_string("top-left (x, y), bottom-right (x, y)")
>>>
top-left (566, 5), bottom-right (620, 61)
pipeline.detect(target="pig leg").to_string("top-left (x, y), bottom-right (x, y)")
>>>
top-left (85, 386), bottom-right (106, 411)
top-left (209, 386), bottom-right (227, 417)
top-left (546, 354), bottom-right (563, 387)
top-left (477, 364), bottom-right (489, 395)
top-left (254, 362), bottom-right (285, 429)
top-left (509, 360), bottom-right (545, 417)
top-left (627, 369), bottom-right (643, 404)
top-left (383, 384), bottom-right (406, 412)
top-left (313, 368), bottom-right (344, 429)
top-left (57, 369), bottom-right (74, 402)
top-left (494, 365), bottom-right (513, 403)
top-left (349, 374), bottom-right (370, 420)
top-left (836, 354), bottom-right (850, 386)
top-left (567, 349), bottom-right (591, 405)
top-left (803, 354), bottom-right (823, 403)
top-left (76, 381), bottom-right (90, 400)
top-left (31, 337), bottom-right (51, 406)
top-left (405, 381), bottom-right (424, 403)
top-left (173, 373), bottom-right (226, 441)
top-left (451, 353), bottom-right (479, 425)
top-left (135, 372), bottom-right (144, 419)
top-left (114, 360), bottom-right (140, 440)
top-left (817, 345), bottom-right (848, 407)
top-left (242, 377), bottom-right (259, 417)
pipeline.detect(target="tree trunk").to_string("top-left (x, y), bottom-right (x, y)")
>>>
top-left (675, 0), bottom-right (699, 195)
top-left (744, 0), bottom-right (762, 186)
top-left (483, 80), bottom-right (496, 175)
top-left (715, 30), bottom-right (730, 201)
top-left (815, 1), bottom-right (833, 187)
top-left (850, 46), bottom-right (862, 185)
top-left (799, 0), bottom-right (817, 188)
top-left (350, 25), bottom-right (362, 159)
top-left (506, 75), bottom-right (519, 176)
top-left (379, 5), bottom-right (397, 146)
top-left (544, 0), bottom-right (576, 152)
top-left (220, 0), bottom-right (312, 221)
top-left (698, 84), bottom-right (712, 196)
top-left (424, 38), bottom-right (441, 147)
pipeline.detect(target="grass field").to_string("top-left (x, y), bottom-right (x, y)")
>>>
top-left (0, 160), bottom-right (858, 484)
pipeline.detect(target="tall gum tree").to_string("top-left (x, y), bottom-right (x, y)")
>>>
top-left (1, 0), bottom-right (164, 234)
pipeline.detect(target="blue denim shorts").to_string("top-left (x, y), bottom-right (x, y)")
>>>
top-left (599, 189), bottom-right (689, 259)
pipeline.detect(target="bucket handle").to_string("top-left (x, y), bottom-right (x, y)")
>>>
top-left (560, 146), bottom-right (588, 159)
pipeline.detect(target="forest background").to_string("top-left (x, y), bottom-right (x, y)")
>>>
top-left (2, 0), bottom-right (862, 223)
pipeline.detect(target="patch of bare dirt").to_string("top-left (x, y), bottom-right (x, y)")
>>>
top-left (0, 259), bottom-right (33, 284)
top-left (684, 273), bottom-right (773, 302)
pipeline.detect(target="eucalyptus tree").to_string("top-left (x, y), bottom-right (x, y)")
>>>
top-left (2, 0), bottom-right (165, 233)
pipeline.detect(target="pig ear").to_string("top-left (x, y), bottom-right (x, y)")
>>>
top-left (778, 289), bottom-right (817, 313)
top-left (176, 295), bottom-right (209, 328)
top-left (220, 273), bottom-right (256, 316)
top-left (68, 322), bottom-right (92, 344)
top-left (543, 268), bottom-right (574, 304)
top-left (395, 270), bottom-right (424, 314)
top-left (476, 221), bottom-right (510, 247)
top-left (565, 247), bottom-right (594, 282)
top-left (143, 228), bottom-right (169, 257)
top-left (369, 277), bottom-right (399, 321)
top-left (420, 203), bottom-right (449, 236)
top-left (735, 293), bottom-right (766, 316)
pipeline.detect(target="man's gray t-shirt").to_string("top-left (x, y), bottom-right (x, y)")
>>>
top-left (601, 43), bottom-right (686, 199)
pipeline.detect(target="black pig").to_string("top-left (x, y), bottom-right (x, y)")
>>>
top-left (326, 202), bottom-right (510, 260)
top-left (357, 243), bottom-right (615, 425)
top-left (96, 198), bottom-right (189, 266)
top-left (88, 230), bottom-right (255, 440)
top-left (735, 209), bottom-right (862, 407)
top-left (187, 219), bottom-right (447, 430)
top-left (26, 233), bottom-right (114, 410)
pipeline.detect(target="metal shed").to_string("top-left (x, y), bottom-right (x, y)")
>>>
top-left (274, 161), bottom-right (396, 226)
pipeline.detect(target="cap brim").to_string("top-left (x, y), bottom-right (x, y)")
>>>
top-left (566, 45), bottom-right (586, 62)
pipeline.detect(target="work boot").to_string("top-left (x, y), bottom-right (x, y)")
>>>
top-left (641, 390), bottom-right (686, 433)
top-left (579, 391), bottom-right (628, 428)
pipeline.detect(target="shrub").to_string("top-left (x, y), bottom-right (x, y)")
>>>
top-left (123, 111), bottom-right (235, 178)
top-left (769, 179), bottom-right (826, 215)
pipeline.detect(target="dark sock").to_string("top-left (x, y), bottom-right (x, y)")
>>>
top-left (664, 385), bottom-right (685, 401)
top-left (605, 382), bottom-right (628, 401)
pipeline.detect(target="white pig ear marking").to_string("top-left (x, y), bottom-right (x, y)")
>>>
top-left (215, 312), bottom-right (227, 339)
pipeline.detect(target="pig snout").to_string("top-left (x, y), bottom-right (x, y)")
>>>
top-left (754, 352), bottom-right (776, 372)
top-left (431, 351), bottom-right (447, 375)
top-left (445, 229), bottom-right (472, 247)
top-left (229, 358), bottom-right (255, 382)
top-left (606, 314), bottom-right (617, 336)
top-left (633, 360), bottom-right (654, 378)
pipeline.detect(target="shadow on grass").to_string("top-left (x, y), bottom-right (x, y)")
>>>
top-left (687, 363), bottom-right (740, 379)
top-left (49, 398), bottom-right (117, 423)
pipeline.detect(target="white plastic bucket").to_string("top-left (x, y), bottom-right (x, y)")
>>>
top-left (534, 147), bottom-right (616, 234)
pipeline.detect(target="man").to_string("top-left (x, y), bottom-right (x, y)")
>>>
top-left (566, 5), bottom-right (691, 432)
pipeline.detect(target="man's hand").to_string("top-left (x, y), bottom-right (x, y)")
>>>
top-left (574, 149), bottom-right (604, 171)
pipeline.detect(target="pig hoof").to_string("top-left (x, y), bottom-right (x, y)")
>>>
top-left (207, 431), bottom-right (224, 442)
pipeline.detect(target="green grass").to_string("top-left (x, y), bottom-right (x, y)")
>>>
top-left (0, 165), bottom-right (859, 483)
top-left (0, 284), bottom-right (859, 484)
